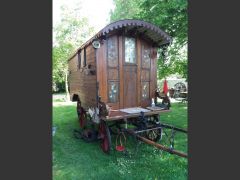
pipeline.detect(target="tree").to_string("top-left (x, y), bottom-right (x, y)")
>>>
top-left (110, 0), bottom-right (143, 22)
top-left (138, 0), bottom-right (187, 46)
top-left (52, 4), bottom-right (95, 97)
top-left (110, 0), bottom-right (188, 80)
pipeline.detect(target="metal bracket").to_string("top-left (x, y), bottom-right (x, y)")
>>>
top-left (163, 127), bottom-right (176, 151)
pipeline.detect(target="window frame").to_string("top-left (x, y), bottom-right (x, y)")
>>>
top-left (107, 81), bottom-right (120, 103)
top-left (107, 36), bottom-right (119, 68)
top-left (141, 45), bottom-right (151, 69)
top-left (124, 36), bottom-right (137, 65)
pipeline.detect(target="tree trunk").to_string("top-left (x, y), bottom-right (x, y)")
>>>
top-left (65, 70), bottom-right (70, 102)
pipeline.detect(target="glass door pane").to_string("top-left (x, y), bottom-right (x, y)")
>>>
top-left (107, 36), bottom-right (118, 67)
top-left (108, 82), bottom-right (119, 103)
top-left (125, 37), bottom-right (136, 63)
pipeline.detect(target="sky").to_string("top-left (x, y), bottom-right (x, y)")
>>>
top-left (53, 0), bottom-right (115, 32)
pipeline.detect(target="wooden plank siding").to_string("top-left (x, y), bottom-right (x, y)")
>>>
top-left (96, 40), bottom-right (108, 104)
top-left (68, 44), bottom-right (97, 109)
top-left (68, 55), bottom-right (78, 73)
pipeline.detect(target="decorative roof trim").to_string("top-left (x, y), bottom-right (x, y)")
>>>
top-left (68, 19), bottom-right (172, 61)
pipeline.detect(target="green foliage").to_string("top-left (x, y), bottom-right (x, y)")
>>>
top-left (110, 0), bottom-right (188, 80)
top-left (53, 43), bottom-right (74, 92)
top-left (52, 4), bottom-right (95, 92)
top-left (53, 100), bottom-right (188, 179)
top-left (110, 0), bottom-right (143, 22)
top-left (138, 0), bottom-right (187, 46)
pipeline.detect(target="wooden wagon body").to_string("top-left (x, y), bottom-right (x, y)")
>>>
top-left (68, 20), bottom-right (187, 157)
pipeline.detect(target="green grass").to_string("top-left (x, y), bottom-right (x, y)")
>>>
top-left (53, 103), bottom-right (188, 180)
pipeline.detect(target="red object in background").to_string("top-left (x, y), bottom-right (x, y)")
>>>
top-left (163, 79), bottom-right (169, 95)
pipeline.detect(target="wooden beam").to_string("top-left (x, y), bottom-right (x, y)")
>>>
top-left (126, 129), bottom-right (188, 158)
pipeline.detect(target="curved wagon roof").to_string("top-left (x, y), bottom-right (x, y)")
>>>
top-left (68, 19), bottom-right (172, 61)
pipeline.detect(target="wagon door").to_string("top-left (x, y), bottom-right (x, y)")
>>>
top-left (123, 37), bottom-right (137, 108)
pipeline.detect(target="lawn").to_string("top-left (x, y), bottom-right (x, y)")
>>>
top-left (53, 97), bottom-right (188, 180)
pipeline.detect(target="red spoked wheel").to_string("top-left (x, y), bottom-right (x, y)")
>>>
top-left (98, 120), bottom-right (111, 154)
top-left (77, 107), bottom-right (86, 129)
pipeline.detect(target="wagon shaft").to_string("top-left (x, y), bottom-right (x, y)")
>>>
top-left (126, 129), bottom-right (188, 158)
top-left (134, 123), bottom-right (188, 134)
top-left (161, 123), bottom-right (188, 133)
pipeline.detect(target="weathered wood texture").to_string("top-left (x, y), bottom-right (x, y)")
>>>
top-left (68, 55), bottom-right (78, 73)
top-left (96, 40), bottom-right (108, 105)
top-left (123, 65), bottom-right (137, 107)
top-left (68, 44), bottom-right (97, 109)
top-left (101, 109), bottom-right (171, 121)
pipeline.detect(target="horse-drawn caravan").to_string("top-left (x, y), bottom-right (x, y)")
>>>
top-left (68, 19), bottom-right (187, 158)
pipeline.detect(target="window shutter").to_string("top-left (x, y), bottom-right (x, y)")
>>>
top-left (84, 48), bottom-right (86, 67)
top-left (77, 50), bottom-right (81, 69)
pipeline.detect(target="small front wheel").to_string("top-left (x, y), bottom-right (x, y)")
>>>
top-left (145, 125), bottom-right (162, 142)
top-left (145, 116), bottom-right (162, 142)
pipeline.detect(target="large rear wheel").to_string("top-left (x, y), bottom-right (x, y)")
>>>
top-left (98, 120), bottom-right (112, 154)
top-left (77, 107), bottom-right (87, 129)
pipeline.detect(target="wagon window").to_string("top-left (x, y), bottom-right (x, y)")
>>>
top-left (108, 82), bottom-right (119, 103)
top-left (107, 36), bottom-right (118, 67)
top-left (142, 82), bottom-right (149, 100)
top-left (125, 37), bottom-right (136, 63)
top-left (142, 45), bottom-right (151, 69)
top-left (81, 50), bottom-right (84, 67)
